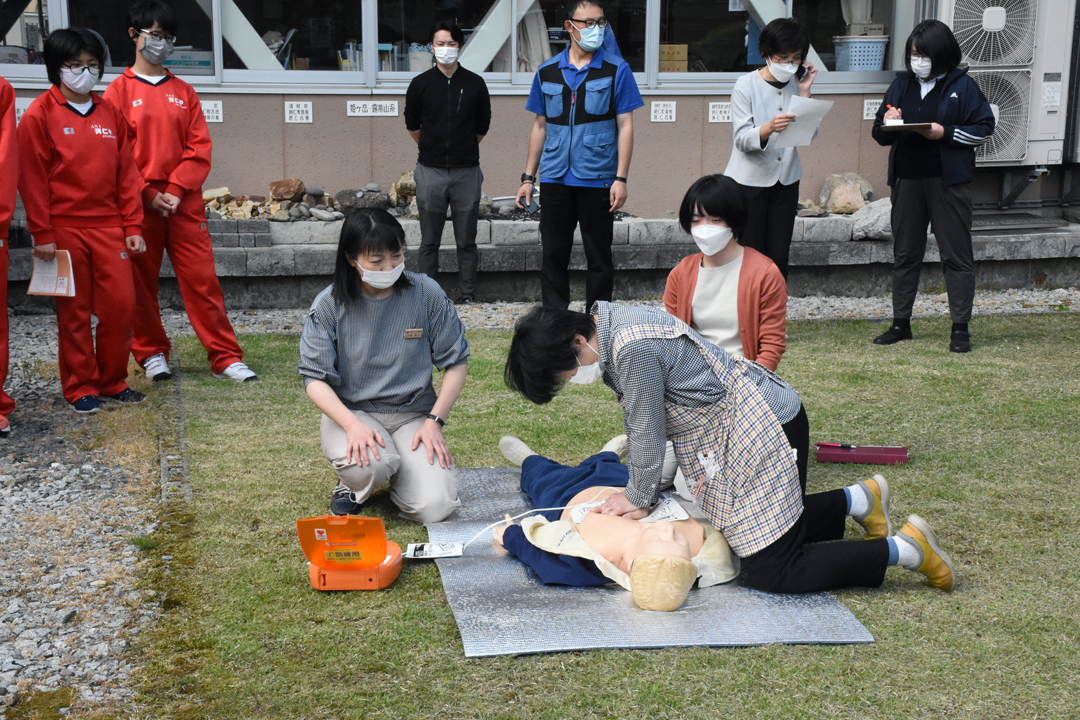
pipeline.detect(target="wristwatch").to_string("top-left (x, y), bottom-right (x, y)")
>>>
top-left (426, 413), bottom-right (446, 427)
top-left (613, 176), bottom-right (627, 184)
top-left (521, 173), bottom-right (536, 184)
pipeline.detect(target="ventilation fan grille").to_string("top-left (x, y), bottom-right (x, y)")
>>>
top-left (970, 70), bottom-right (1031, 162)
top-left (952, 0), bottom-right (1037, 66)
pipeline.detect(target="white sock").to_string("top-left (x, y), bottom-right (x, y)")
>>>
top-left (890, 536), bottom-right (922, 569)
top-left (846, 483), bottom-right (870, 518)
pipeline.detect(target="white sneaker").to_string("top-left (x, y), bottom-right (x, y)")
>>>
top-left (601, 434), bottom-right (629, 460)
top-left (143, 353), bottom-right (172, 382)
top-left (213, 361), bottom-right (258, 382)
top-left (499, 436), bottom-right (536, 467)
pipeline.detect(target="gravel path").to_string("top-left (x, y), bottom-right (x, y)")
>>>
top-left (1, 285), bottom-right (1075, 717)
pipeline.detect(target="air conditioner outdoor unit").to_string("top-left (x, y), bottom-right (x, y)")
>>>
top-left (939, 0), bottom-right (1074, 167)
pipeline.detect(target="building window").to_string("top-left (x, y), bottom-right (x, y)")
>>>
top-left (67, 0), bottom-right (215, 76)
top-left (1, 0), bottom-right (49, 64)
top-left (222, 0), bottom-right (362, 71)
top-left (377, 0), bottom-right (510, 73)
top-left (659, 0), bottom-right (750, 73)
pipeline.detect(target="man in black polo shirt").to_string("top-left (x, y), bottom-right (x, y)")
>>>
top-left (404, 22), bottom-right (491, 304)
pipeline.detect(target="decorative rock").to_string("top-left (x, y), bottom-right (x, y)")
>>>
top-left (406, 195), bottom-right (419, 218)
top-left (826, 184), bottom-right (866, 214)
top-left (355, 191), bottom-right (391, 210)
top-left (297, 204), bottom-right (311, 218)
top-left (365, 182), bottom-right (380, 192)
top-left (306, 187), bottom-right (324, 200)
top-left (479, 193), bottom-right (493, 218)
top-left (392, 172), bottom-right (416, 204)
top-left (207, 211), bottom-right (222, 220)
top-left (202, 186), bottom-right (231, 202)
top-left (852, 197), bottom-right (893, 240)
top-left (288, 207), bottom-right (303, 218)
top-left (819, 172), bottom-right (873, 208)
top-left (269, 179), bottom-right (306, 202)
top-left (334, 189), bottom-right (365, 212)
top-left (309, 208), bottom-right (337, 221)
top-left (248, 195), bottom-right (267, 203)
top-left (270, 210), bottom-right (291, 222)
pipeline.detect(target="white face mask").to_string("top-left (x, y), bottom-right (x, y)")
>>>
top-left (767, 59), bottom-right (799, 84)
top-left (691, 224), bottom-right (733, 256)
top-left (60, 67), bottom-right (98, 95)
top-left (360, 260), bottom-right (405, 289)
top-left (569, 341), bottom-right (603, 385)
top-left (910, 56), bottom-right (933, 80)
top-left (139, 33), bottom-right (175, 65)
top-left (433, 46), bottom-right (459, 66)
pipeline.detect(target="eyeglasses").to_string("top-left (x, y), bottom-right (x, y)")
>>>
top-left (141, 28), bottom-right (176, 43)
top-left (62, 64), bottom-right (101, 74)
top-left (569, 17), bottom-right (608, 29)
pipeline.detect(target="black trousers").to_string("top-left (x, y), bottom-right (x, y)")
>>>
top-left (738, 180), bottom-right (800, 279)
top-left (890, 178), bottom-right (975, 323)
top-left (538, 182), bottom-right (614, 311)
top-left (780, 404), bottom-right (809, 494)
top-left (740, 489), bottom-right (890, 593)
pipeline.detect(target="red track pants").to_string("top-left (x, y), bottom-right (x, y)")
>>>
top-left (132, 186), bottom-right (242, 374)
top-left (0, 240), bottom-right (13, 416)
top-left (53, 227), bottom-right (136, 403)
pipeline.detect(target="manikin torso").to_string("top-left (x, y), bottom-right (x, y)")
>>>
top-left (561, 486), bottom-right (706, 573)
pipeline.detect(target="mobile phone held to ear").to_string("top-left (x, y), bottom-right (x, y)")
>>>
top-left (796, 64), bottom-right (807, 81)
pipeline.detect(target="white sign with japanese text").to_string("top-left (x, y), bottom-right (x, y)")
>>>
top-left (346, 100), bottom-right (399, 117)
top-left (651, 101), bottom-right (676, 123)
top-left (708, 102), bottom-right (732, 123)
top-left (285, 101), bottom-right (313, 124)
top-left (202, 100), bottom-right (223, 123)
top-left (863, 99), bottom-right (882, 121)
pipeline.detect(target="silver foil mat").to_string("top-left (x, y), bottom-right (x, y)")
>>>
top-left (427, 468), bottom-right (874, 657)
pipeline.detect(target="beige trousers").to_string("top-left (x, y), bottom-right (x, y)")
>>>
top-left (320, 410), bottom-right (460, 524)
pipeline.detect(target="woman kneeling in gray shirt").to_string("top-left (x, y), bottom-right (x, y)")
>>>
top-left (299, 209), bottom-right (470, 523)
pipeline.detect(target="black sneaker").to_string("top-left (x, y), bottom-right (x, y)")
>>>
top-left (873, 324), bottom-right (913, 345)
top-left (71, 396), bottom-right (100, 414)
top-left (330, 484), bottom-right (362, 516)
top-left (949, 330), bottom-right (972, 353)
top-left (102, 388), bottom-right (147, 404)
top-left (455, 295), bottom-right (474, 305)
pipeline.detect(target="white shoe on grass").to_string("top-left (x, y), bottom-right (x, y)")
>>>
top-left (601, 434), bottom-right (629, 460)
top-left (499, 436), bottom-right (536, 467)
top-left (143, 353), bottom-right (172, 382)
top-left (214, 361), bottom-right (258, 382)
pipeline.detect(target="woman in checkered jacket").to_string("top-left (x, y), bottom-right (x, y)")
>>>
top-left (504, 302), bottom-right (957, 593)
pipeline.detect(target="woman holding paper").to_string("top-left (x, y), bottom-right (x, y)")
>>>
top-left (725, 18), bottom-right (817, 279)
top-left (18, 28), bottom-right (147, 414)
top-left (871, 20), bottom-right (994, 353)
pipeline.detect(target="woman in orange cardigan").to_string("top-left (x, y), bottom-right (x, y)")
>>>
top-left (663, 174), bottom-right (787, 371)
top-left (661, 174), bottom-right (807, 491)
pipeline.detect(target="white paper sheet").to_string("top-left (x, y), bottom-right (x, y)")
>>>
top-left (773, 96), bottom-right (834, 148)
top-left (27, 250), bottom-right (76, 297)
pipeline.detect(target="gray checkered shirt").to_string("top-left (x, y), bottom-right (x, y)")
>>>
top-left (592, 302), bottom-right (802, 508)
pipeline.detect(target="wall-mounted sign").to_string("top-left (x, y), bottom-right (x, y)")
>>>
top-left (14, 97), bottom-right (31, 126)
top-left (202, 100), bottom-right (223, 123)
top-left (863, 99), bottom-right (882, 121)
top-left (285, 101), bottom-right (313, 124)
top-left (651, 101), bottom-right (676, 123)
top-left (708, 102), bottom-right (732, 123)
top-left (346, 100), bottom-right (399, 117)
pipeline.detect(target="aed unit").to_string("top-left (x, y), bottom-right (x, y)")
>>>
top-left (297, 514), bottom-right (402, 591)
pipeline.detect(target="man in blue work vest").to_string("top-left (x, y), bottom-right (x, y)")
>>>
top-left (515, 0), bottom-right (643, 311)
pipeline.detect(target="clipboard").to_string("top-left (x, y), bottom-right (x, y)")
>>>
top-left (880, 122), bottom-right (933, 132)
top-left (27, 250), bottom-right (76, 297)
top-left (815, 443), bottom-right (909, 465)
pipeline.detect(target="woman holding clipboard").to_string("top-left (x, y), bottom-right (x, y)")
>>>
top-left (725, 18), bottom-right (817, 280)
top-left (871, 20), bottom-right (994, 353)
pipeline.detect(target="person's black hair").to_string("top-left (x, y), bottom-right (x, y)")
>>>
top-left (905, 19), bottom-right (962, 78)
top-left (758, 18), bottom-right (809, 62)
top-left (44, 28), bottom-right (105, 87)
top-left (332, 208), bottom-right (411, 304)
top-left (565, 0), bottom-right (604, 23)
top-left (504, 306), bottom-right (596, 405)
top-left (678, 174), bottom-right (748, 243)
top-left (128, 0), bottom-right (179, 38)
top-left (431, 21), bottom-right (465, 46)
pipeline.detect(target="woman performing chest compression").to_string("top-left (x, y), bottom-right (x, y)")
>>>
top-left (504, 302), bottom-right (958, 595)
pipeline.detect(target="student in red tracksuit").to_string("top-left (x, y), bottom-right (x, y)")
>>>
top-left (105, 0), bottom-right (255, 384)
top-left (17, 28), bottom-right (147, 414)
top-left (0, 77), bottom-right (16, 434)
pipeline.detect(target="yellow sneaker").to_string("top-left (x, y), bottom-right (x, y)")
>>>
top-left (854, 474), bottom-right (892, 540)
top-left (896, 514), bottom-right (957, 592)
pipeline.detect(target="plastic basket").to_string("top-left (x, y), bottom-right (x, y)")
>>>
top-left (833, 36), bottom-right (889, 72)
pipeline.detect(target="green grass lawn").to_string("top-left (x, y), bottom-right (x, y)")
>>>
top-left (135, 314), bottom-right (1080, 719)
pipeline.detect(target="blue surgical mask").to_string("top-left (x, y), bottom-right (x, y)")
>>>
top-left (576, 24), bottom-right (604, 52)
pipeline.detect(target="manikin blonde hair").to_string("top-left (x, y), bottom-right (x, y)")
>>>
top-left (629, 554), bottom-right (698, 612)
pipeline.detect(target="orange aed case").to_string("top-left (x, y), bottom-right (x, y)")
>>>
top-left (297, 515), bottom-right (402, 591)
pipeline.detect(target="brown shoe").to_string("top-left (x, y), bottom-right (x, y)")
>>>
top-left (896, 514), bottom-right (957, 591)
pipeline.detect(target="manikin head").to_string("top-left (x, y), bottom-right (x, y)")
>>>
top-left (624, 521), bottom-right (697, 612)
